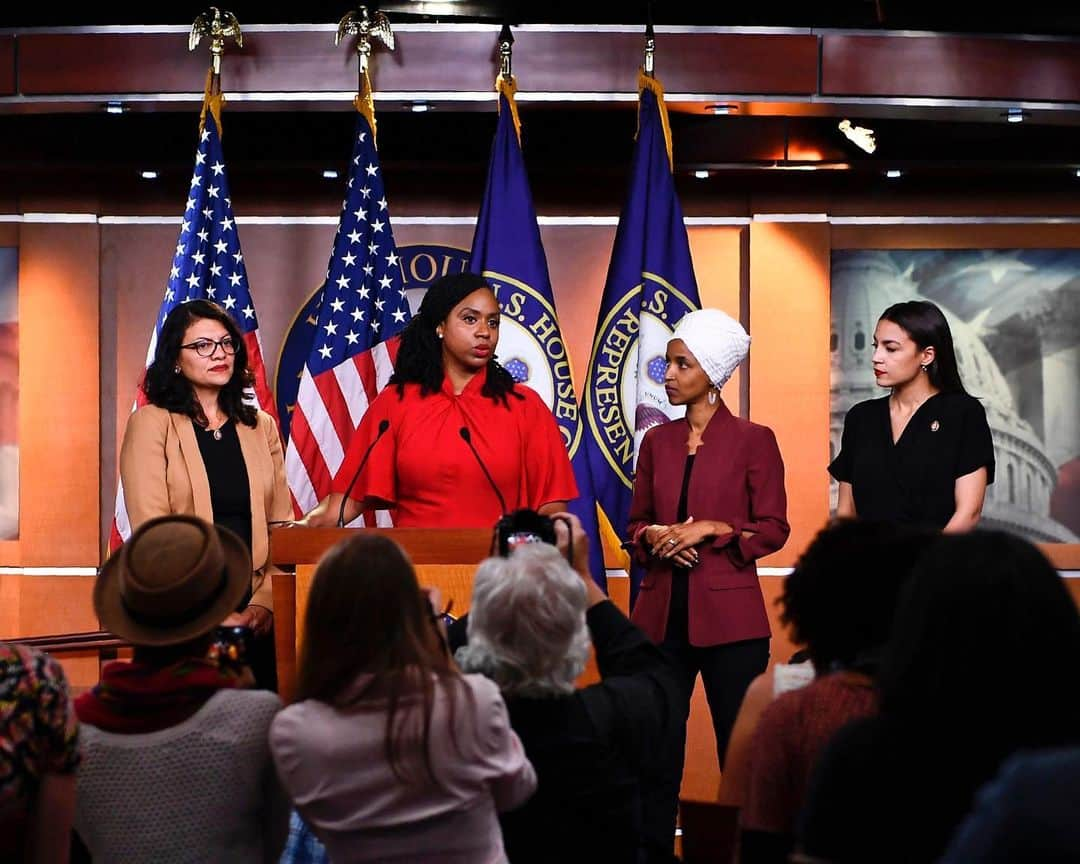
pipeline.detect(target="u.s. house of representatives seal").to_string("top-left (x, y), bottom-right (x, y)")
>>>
top-left (584, 273), bottom-right (698, 490)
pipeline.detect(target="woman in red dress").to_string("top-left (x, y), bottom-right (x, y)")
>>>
top-left (304, 272), bottom-right (577, 529)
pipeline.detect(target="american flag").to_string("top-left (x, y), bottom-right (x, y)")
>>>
top-left (284, 111), bottom-right (410, 519)
top-left (109, 106), bottom-right (277, 550)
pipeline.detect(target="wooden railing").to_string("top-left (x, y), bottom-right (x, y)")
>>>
top-left (14, 629), bottom-right (128, 661)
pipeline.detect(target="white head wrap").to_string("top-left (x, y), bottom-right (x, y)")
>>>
top-left (671, 308), bottom-right (750, 390)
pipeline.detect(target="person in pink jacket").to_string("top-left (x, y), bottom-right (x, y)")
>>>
top-left (270, 533), bottom-right (536, 864)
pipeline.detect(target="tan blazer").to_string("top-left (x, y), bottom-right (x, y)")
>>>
top-left (119, 404), bottom-right (292, 611)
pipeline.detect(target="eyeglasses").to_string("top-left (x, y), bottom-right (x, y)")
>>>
top-left (180, 336), bottom-right (239, 357)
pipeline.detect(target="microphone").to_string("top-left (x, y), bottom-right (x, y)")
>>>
top-left (459, 426), bottom-right (508, 516)
top-left (337, 419), bottom-right (390, 528)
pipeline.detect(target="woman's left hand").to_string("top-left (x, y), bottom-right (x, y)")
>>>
top-left (653, 517), bottom-right (732, 563)
top-left (223, 605), bottom-right (273, 637)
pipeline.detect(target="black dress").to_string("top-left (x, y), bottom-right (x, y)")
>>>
top-left (193, 419), bottom-right (277, 691)
top-left (829, 391), bottom-right (995, 529)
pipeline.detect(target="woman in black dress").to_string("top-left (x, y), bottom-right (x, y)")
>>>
top-left (830, 300), bottom-right (994, 531)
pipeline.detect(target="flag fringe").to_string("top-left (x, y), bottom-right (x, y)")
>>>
top-left (496, 75), bottom-right (522, 145)
top-left (636, 69), bottom-right (673, 172)
top-left (354, 68), bottom-right (378, 142)
top-left (199, 69), bottom-right (225, 136)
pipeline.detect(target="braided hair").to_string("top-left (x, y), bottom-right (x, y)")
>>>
top-left (390, 272), bottom-right (523, 406)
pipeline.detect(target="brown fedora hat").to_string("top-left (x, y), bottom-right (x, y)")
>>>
top-left (95, 514), bottom-right (252, 646)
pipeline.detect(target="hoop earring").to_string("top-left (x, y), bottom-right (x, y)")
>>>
top-left (707, 390), bottom-right (718, 405)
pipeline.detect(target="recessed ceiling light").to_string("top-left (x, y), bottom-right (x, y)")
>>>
top-left (693, 170), bottom-right (711, 179)
top-left (322, 169), bottom-right (340, 180)
top-left (106, 101), bottom-right (126, 115)
top-left (706, 104), bottom-right (737, 115)
top-left (140, 170), bottom-right (158, 180)
top-left (411, 102), bottom-right (432, 113)
top-left (885, 169), bottom-right (902, 179)
top-left (1005, 108), bottom-right (1026, 123)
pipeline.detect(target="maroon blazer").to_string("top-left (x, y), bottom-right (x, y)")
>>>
top-left (628, 401), bottom-right (790, 647)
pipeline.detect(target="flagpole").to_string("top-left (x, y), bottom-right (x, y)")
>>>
top-left (336, 6), bottom-right (396, 141)
top-left (643, 5), bottom-right (655, 78)
top-left (188, 7), bottom-right (242, 132)
top-left (495, 24), bottom-right (522, 143)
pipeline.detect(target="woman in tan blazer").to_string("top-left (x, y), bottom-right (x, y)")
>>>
top-left (119, 299), bottom-right (292, 688)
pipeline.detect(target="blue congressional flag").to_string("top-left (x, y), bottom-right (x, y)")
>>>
top-left (469, 81), bottom-right (607, 588)
top-left (580, 72), bottom-right (702, 599)
top-left (284, 108), bottom-right (411, 516)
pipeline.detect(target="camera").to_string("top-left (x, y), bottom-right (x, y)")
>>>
top-left (495, 508), bottom-right (557, 556)
top-left (494, 508), bottom-right (575, 564)
top-left (209, 625), bottom-right (251, 670)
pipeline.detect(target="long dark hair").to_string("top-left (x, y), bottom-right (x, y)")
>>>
top-left (779, 519), bottom-right (935, 673)
top-left (143, 299), bottom-right (257, 428)
top-left (296, 534), bottom-right (467, 785)
top-left (390, 272), bottom-right (523, 406)
top-left (879, 300), bottom-right (966, 393)
top-left (879, 531), bottom-right (1080, 766)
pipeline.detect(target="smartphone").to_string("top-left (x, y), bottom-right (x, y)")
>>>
top-left (209, 625), bottom-right (251, 668)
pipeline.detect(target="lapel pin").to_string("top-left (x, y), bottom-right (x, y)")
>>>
top-left (930, 420), bottom-right (940, 432)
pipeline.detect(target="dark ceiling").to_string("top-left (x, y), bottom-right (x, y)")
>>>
top-left (1, 1), bottom-right (1079, 36)
top-left (4, 3), bottom-right (1080, 212)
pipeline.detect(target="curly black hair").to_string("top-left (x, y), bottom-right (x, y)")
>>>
top-left (390, 272), bottom-right (523, 407)
top-left (143, 299), bottom-right (258, 428)
top-left (779, 518), bottom-right (936, 673)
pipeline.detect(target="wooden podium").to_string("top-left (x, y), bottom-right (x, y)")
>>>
top-left (268, 526), bottom-right (494, 703)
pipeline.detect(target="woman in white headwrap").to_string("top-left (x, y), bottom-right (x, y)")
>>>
top-left (627, 308), bottom-right (790, 863)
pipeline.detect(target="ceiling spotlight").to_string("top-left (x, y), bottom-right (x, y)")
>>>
top-left (706, 104), bottom-right (737, 115)
top-left (693, 170), bottom-right (711, 179)
top-left (1005, 108), bottom-right (1026, 123)
top-left (322, 169), bottom-right (340, 179)
top-left (885, 169), bottom-right (902, 179)
top-left (1074, 168), bottom-right (1080, 178)
top-left (411, 102), bottom-right (431, 113)
top-left (838, 119), bottom-right (876, 154)
top-left (106, 101), bottom-right (126, 115)
top-left (139, 170), bottom-right (158, 180)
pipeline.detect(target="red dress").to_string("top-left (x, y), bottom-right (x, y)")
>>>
top-left (333, 367), bottom-right (579, 528)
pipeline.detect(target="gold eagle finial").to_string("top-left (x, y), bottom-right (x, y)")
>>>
top-left (336, 7), bottom-right (395, 75)
top-left (189, 7), bottom-right (243, 77)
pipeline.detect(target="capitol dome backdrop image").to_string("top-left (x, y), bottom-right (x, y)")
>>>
top-left (831, 249), bottom-right (1080, 543)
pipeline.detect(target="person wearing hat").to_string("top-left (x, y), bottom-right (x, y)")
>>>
top-left (73, 514), bottom-right (288, 863)
top-left (626, 308), bottom-right (790, 863)
top-left (300, 272), bottom-right (577, 529)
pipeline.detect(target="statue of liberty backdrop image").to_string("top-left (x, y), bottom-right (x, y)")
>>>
top-left (831, 249), bottom-right (1080, 543)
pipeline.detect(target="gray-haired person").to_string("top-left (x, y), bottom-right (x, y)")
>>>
top-left (456, 513), bottom-right (680, 864)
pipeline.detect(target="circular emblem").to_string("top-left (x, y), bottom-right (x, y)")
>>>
top-left (583, 274), bottom-right (699, 490)
top-left (482, 270), bottom-right (581, 456)
top-left (275, 244), bottom-right (470, 440)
